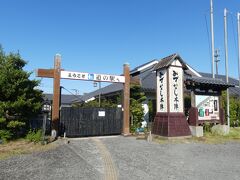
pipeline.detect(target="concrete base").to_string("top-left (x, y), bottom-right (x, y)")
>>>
top-left (211, 125), bottom-right (230, 135)
top-left (189, 126), bottom-right (203, 137)
top-left (122, 133), bottom-right (132, 137)
top-left (152, 134), bottom-right (192, 140)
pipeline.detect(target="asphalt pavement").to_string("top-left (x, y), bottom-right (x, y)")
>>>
top-left (0, 136), bottom-right (240, 180)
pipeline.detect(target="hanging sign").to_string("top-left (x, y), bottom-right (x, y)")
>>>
top-left (61, 70), bottom-right (125, 83)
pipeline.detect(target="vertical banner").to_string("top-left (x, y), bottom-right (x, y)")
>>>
top-left (156, 69), bottom-right (167, 112)
top-left (169, 66), bottom-right (183, 113)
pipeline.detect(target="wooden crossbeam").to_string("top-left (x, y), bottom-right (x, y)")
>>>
top-left (36, 69), bottom-right (54, 78)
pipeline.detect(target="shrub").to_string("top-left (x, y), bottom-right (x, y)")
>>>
top-left (0, 130), bottom-right (12, 143)
top-left (203, 122), bottom-right (212, 133)
top-left (26, 129), bottom-right (42, 143)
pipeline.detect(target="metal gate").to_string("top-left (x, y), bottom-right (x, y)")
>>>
top-left (60, 107), bottom-right (123, 137)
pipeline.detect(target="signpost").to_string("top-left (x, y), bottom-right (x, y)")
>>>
top-left (36, 54), bottom-right (130, 138)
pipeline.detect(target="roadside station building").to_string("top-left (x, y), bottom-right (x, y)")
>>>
top-left (77, 54), bottom-right (239, 125)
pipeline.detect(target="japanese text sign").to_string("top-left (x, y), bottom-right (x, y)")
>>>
top-left (169, 66), bottom-right (183, 113)
top-left (61, 71), bottom-right (125, 83)
top-left (157, 69), bottom-right (167, 112)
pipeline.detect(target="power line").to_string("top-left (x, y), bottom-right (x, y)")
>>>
top-left (61, 86), bottom-right (82, 102)
top-left (230, 12), bottom-right (239, 60)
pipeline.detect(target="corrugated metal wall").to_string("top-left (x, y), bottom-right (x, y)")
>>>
top-left (60, 107), bottom-right (123, 137)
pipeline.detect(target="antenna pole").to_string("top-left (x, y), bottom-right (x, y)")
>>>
top-left (224, 8), bottom-right (230, 128)
top-left (210, 0), bottom-right (215, 78)
top-left (214, 49), bottom-right (220, 75)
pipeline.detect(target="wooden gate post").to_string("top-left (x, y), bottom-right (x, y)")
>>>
top-left (52, 54), bottom-right (61, 138)
top-left (123, 63), bottom-right (130, 135)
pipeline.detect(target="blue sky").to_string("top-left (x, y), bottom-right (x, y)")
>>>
top-left (0, 0), bottom-right (240, 95)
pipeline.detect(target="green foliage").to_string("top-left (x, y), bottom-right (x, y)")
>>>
top-left (222, 91), bottom-right (240, 127)
top-left (148, 100), bottom-right (154, 122)
top-left (25, 129), bottom-right (42, 143)
top-left (79, 98), bottom-right (118, 108)
top-left (203, 122), bottom-right (212, 133)
top-left (0, 117), bottom-right (6, 123)
top-left (0, 130), bottom-right (12, 142)
top-left (0, 46), bottom-right (43, 139)
top-left (226, 127), bottom-right (240, 138)
top-left (130, 85), bottom-right (147, 133)
top-left (7, 120), bottom-right (25, 128)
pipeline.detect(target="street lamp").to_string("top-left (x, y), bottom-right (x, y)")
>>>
top-left (42, 100), bottom-right (51, 144)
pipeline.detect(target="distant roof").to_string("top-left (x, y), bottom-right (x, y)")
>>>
top-left (43, 94), bottom-right (82, 104)
top-left (79, 83), bottom-right (123, 102)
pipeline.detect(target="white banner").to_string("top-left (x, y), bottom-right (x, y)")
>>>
top-left (61, 71), bottom-right (125, 83)
top-left (169, 66), bottom-right (183, 113)
top-left (156, 69), bottom-right (168, 112)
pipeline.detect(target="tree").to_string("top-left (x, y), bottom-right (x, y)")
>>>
top-left (0, 47), bottom-right (43, 141)
top-left (130, 85), bottom-right (146, 132)
top-left (78, 98), bottom-right (118, 108)
top-left (222, 91), bottom-right (240, 126)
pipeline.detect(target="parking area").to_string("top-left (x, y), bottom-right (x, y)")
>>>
top-left (1, 136), bottom-right (240, 180)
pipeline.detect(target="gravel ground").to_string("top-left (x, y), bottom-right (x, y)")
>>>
top-left (1, 136), bottom-right (240, 180)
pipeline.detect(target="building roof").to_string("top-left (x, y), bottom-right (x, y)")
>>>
top-left (199, 72), bottom-right (239, 86)
top-left (185, 76), bottom-right (235, 89)
top-left (76, 54), bottom-right (240, 102)
top-left (153, 53), bottom-right (188, 70)
top-left (130, 59), bottom-right (159, 75)
top-left (79, 83), bottom-right (123, 102)
top-left (77, 59), bottom-right (159, 102)
top-left (43, 94), bottom-right (82, 105)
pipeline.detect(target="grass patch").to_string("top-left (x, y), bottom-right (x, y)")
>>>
top-left (152, 127), bottom-right (240, 144)
top-left (0, 139), bottom-right (57, 160)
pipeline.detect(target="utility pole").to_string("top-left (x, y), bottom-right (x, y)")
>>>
top-left (210, 0), bottom-right (215, 78)
top-left (99, 82), bottom-right (101, 107)
top-left (224, 8), bottom-right (230, 128)
top-left (238, 12), bottom-right (240, 87)
top-left (93, 81), bottom-right (101, 107)
top-left (214, 49), bottom-right (220, 75)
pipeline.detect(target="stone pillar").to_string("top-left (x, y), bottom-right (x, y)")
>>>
top-left (52, 54), bottom-right (61, 138)
top-left (123, 63), bottom-right (130, 135)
